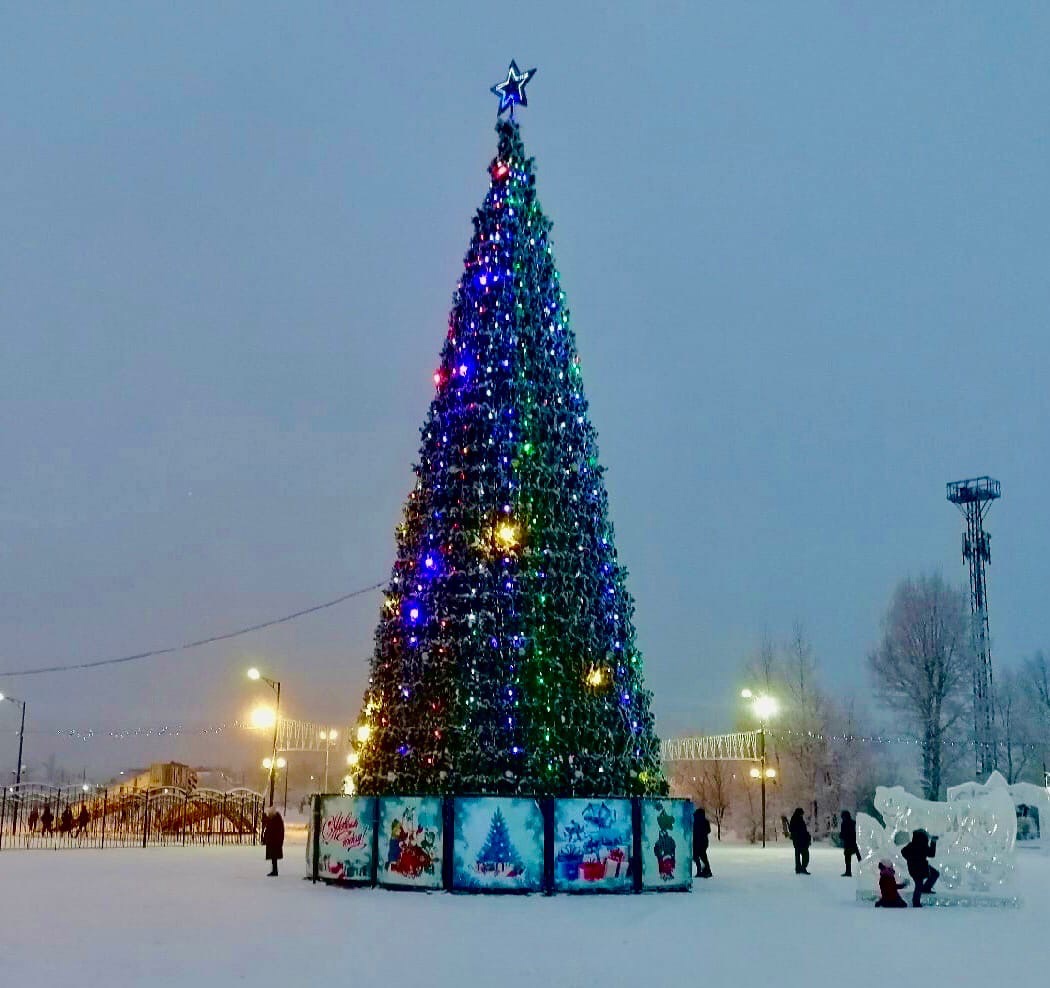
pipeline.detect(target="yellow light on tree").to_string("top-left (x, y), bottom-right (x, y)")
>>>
top-left (356, 723), bottom-right (372, 744)
top-left (585, 666), bottom-right (609, 688)
top-left (494, 521), bottom-right (519, 550)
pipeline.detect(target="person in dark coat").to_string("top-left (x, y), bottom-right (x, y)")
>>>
top-left (839, 810), bottom-right (861, 877)
top-left (692, 807), bottom-right (712, 878)
top-left (262, 807), bottom-right (285, 877)
top-left (874, 859), bottom-right (908, 908)
top-left (788, 808), bottom-right (811, 874)
top-left (901, 829), bottom-right (939, 907)
top-left (40, 805), bottom-right (53, 835)
top-left (59, 806), bottom-right (74, 835)
top-left (27, 807), bottom-right (39, 833)
top-left (76, 805), bottom-right (90, 838)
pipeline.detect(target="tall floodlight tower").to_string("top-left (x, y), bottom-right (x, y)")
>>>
top-left (946, 476), bottom-right (1001, 776)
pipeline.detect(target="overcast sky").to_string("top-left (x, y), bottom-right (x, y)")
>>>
top-left (1, 3), bottom-right (1047, 779)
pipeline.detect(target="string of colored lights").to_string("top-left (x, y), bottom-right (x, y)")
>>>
top-left (0, 581), bottom-right (384, 678)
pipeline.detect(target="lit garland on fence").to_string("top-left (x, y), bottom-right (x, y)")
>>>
top-left (767, 727), bottom-right (1049, 752)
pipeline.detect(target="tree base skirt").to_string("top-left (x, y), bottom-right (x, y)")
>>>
top-left (308, 793), bottom-right (696, 895)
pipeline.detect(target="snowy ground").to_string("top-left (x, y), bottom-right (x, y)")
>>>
top-left (2, 841), bottom-right (1045, 986)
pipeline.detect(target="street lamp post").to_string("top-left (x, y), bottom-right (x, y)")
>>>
top-left (319, 729), bottom-right (338, 793)
top-left (0, 693), bottom-right (27, 788)
top-left (248, 668), bottom-right (281, 807)
top-left (741, 689), bottom-right (778, 848)
top-left (262, 757), bottom-right (288, 814)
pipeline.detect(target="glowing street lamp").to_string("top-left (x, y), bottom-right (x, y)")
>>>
top-left (247, 667), bottom-right (282, 807)
top-left (249, 706), bottom-right (277, 730)
top-left (741, 688), bottom-right (778, 848)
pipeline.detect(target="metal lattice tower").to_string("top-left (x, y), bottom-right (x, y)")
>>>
top-left (946, 476), bottom-right (1001, 775)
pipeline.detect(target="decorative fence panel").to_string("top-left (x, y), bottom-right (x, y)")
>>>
top-left (308, 794), bottom-right (694, 895)
top-left (0, 784), bottom-right (263, 850)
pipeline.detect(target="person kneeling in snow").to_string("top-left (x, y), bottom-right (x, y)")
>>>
top-left (874, 859), bottom-right (908, 908)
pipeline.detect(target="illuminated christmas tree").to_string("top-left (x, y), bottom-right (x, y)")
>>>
top-left (354, 63), bottom-right (665, 798)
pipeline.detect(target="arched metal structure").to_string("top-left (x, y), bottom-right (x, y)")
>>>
top-left (0, 783), bottom-right (264, 850)
top-left (660, 731), bottom-right (761, 763)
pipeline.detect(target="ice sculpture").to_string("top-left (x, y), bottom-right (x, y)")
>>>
top-left (855, 775), bottom-right (1018, 904)
top-left (949, 770), bottom-right (1049, 843)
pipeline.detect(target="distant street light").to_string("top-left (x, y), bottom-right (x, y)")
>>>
top-left (0, 692), bottom-right (27, 788)
top-left (319, 729), bottom-right (339, 793)
top-left (741, 688), bottom-right (778, 848)
top-left (247, 668), bottom-right (282, 807)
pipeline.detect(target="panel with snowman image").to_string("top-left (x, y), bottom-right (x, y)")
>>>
top-left (640, 798), bottom-right (693, 891)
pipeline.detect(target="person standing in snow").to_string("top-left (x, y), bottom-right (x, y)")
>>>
top-left (41, 805), bottom-right (53, 835)
top-left (901, 829), bottom-right (939, 907)
top-left (692, 807), bottom-right (712, 878)
top-left (789, 807), bottom-right (811, 875)
top-left (261, 806), bottom-right (285, 877)
top-left (874, 859), bottom-right (908, 908)
top-left (839, 810), bottom-right (861, 877)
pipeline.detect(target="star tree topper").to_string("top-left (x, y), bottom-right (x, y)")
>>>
top-left (490, 60), bottom-right (536, 116)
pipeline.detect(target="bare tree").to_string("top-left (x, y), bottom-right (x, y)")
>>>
top-left (868, 573), bottom-right (971, 800)
top-left (700, 761), bottom-right (731, 840)
top-left (1021, 651), bottom-right (1050, 773)
top-left (1023, 651), bottom-right (1050, 723)
top-left (996, 666), bottom-right (1037, 783)
top-left (668, 760), bottom-right (732, 839)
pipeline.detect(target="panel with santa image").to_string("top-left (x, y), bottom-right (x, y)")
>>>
top-left (316, 795), bottom-right (376, 884)
top-left (553, 798), bottom-right (633, 892)
top-left (640, 798), bottom-right (693, 891)
top-left (452, 797), bottom-right (544, 892)
top-left (377, 796), bottom-right (444, 889)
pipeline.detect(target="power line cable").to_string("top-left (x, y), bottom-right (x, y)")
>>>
top-left (0, 580), bottom-right (385, 678)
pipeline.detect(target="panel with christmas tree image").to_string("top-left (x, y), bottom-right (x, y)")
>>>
top-left (378, 796), bottom-right (443, 889)
top-left (553, 798), bottom-right (632, 892)
top-left (453, 797), bottom-right (543, 892)
top-left (640, 798), bottom-right (693, 891)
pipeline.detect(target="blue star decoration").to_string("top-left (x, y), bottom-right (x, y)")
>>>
top-left (490, 60), bottom-right (537, 116)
